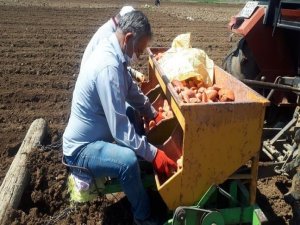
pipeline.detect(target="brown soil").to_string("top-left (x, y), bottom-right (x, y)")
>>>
top-left (0, 0), bottom-right (293, 224)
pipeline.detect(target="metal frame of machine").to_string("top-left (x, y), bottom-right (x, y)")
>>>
top-left (168, 182), bottom-right (267, 225)
top-left (143, 47), bottom-right (269, 225)
top-left (223, 0), bottom-right (300, 174)
top-left (222, 1), bottom-right (300, 221)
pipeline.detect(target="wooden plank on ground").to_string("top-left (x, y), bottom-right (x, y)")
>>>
top-left (0, 118), bottom-right (47, 224)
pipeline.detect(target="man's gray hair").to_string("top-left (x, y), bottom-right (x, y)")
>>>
top-left (117, 11), bottom-right (152, 41)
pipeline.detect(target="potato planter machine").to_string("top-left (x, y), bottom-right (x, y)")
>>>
top-left (64, 47), bottom-right (270, 225)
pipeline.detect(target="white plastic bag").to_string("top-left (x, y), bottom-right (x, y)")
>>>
top-left (158, 33), bottom-right (214, 86)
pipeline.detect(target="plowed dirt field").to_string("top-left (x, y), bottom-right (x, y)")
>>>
top-left (0, 0), bottom-right (294, 224)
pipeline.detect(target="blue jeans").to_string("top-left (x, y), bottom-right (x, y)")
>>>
top-left (64, 105), bottom-right (150, 220)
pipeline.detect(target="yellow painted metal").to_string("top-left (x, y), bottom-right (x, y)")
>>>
top-left (169, 97), bottom-right (185, 130)
top-left (145, 48), bottom-right (269, 210)
top-left (154, 170), bottom-right (183, 209)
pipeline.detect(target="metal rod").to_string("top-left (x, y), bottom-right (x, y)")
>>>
top-left (263, 127), bottom-right (282, 131)
top-left (262, 147), bottom-right (274, 160)
top-left (242, 79), bottom-right (300, 93)
top-left (267, 77), bottom-right (282, 99)
top-left (270, 117), bottom-right (297, 144)
top-left (263, 142), bottom-right (280, 156)
top-left (250, 153), bottom-right (259, 204)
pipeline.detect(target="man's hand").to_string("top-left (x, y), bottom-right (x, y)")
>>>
top-left (148, 111), bottom-right (164, 130)
top-left (152, 149), bottom-right (177, 177)
top-left (154, 110), bottom-right (164, 124)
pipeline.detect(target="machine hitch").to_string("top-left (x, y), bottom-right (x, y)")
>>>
top-left (165, 182), bottom-right (267, 225)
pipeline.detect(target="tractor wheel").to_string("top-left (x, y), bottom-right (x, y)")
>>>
top-left (222, 38), bottom-right (260, 81)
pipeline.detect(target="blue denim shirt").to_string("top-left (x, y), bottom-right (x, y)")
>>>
top-left (63, 34), bottom-right (157, 162)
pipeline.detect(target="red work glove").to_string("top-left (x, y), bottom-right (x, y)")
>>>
top-left (154, 111), bottom-right (164, 124)
top-left (152, 149), bottom-right (177, 177)
top-left (148, 111), bottom-right (164, 130)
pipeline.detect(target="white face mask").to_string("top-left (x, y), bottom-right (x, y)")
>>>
top-left (129, 52), bottom-right (138, 65)
top-left (124, 37), bottom-right (139, 65)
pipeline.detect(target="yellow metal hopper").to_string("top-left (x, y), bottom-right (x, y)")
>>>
top-left (141, 47), bottom-right (269, 210)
